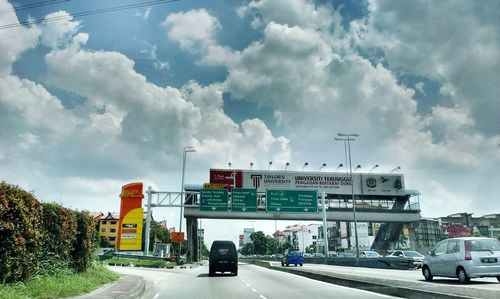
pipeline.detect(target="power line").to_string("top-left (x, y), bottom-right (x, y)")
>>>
top-left (0, 0), bottom-right (179, 30)
top-left (0, 0), bottom-right (71, 14)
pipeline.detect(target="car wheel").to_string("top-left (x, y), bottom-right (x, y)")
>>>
top-left (295, 264), bottom-right (297, 266)
top-left (422, 266), bottom-right (433, 281)
top-left (233, 269), bottom-right (238, 276)
top-left (209, 268), bottom-right (214, 276)
top-left (457, 267), bottom-right (470, 284)
top-left (281, 261), bottom-right (284, 266)
top-left (300, 264), bottom-right (303, 267)
top-left (286, 263), bottom-right (289, 266)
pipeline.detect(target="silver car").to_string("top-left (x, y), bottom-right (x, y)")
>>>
top-left (422, 237), bottom-right (500, 283)
top-left (389, 250), bottom-right (425, 268)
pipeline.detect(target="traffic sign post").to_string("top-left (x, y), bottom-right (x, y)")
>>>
top-left (231, 189), bottom-right (257, 212)
top-left (200, 189), bottom-right (228, 211)
top-left (266, 190), bottom-right (318, 212)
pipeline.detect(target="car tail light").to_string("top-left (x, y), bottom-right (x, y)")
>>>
top-left (464, 241), bottom-right (472, 260)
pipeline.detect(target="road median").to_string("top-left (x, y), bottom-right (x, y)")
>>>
top-left (247, 260), bottom-right (496, 299)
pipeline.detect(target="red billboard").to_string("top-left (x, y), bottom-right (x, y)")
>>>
top-left (209, 169), bottom-right (243, 190)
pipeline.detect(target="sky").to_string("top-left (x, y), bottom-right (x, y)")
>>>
top-left (1, 0), bottom-right (499, 247)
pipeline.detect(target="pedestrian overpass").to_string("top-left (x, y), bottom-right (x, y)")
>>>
top-left (143, 173), bottom-right (421, 262)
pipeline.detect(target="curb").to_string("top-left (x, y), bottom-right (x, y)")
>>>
top-left (72, 274), bottom-right (146, 299)
top-left (247, 260), bottom-right (483, 299)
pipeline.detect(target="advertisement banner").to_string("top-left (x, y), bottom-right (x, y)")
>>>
top-left (117, 182), bottom-right (144, 251)
top-left (210, 169), bottom-right (405, 196)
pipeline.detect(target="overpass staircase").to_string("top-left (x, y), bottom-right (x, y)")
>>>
top-left (370, 196), bottom-right (408, 252)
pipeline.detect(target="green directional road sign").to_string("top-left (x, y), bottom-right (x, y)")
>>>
top-left (200, 189), bottom-right (228, 211)
top-left (266, 190), bottom-right (318, 213)
top-left (231, 189), bottom-right (257, 212)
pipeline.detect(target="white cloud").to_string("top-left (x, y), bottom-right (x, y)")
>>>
top-left (135, 6), bottom-right (151, 20)
top-left (239, 0), bottom-right (335, 32)
top-left (163, 8), bottom-right (238, 66)
top-left (41, 11), bottom-right (81, 48)
top-left (0, 0), bottom-right (41, 74)
top-left (140, 42), bottom-right (170, 70)
top-left (351, 0), bottom-right (500, 136)
top-left (163, 9), bottom-right (221, 50)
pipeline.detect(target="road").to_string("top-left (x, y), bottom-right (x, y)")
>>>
top-left (284, 262), bottom-right (500, 291)
top-left (110, 263), bottom-right (396, 299)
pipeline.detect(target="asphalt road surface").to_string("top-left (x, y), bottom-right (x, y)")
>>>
top-left (111, 263), bottom-right (396, 299)
top-left (289, 262), bottom-right (500, 291)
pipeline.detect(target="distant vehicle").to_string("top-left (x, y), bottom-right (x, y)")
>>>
top-left (422, 237), bottom-right (500, 283)
top-left (337, 252), bottom-right (355, 258)
top-left (276, 253), bottom-right (284, 259)
top-left (281, 249), bottom-right (303, 266)
top-left (360, 251), bottom-right (382, 258)
top-left (385, 250), bottom-right (394, 256)
top-left (389, 250), bottom-right (425, 268)
top-left (312, 253), bottom-right (325, 258)
top-left (209, 240), bottom-right (238, 276)
top-left (303, 252), bottom-right (313, 257)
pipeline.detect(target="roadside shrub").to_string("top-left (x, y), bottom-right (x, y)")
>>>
top-left (40, 203), bottom-right (77, 264)
top-left (70, 211), bottom-right (97, 272)
top-left (0, 182), bottom-right (43, 283)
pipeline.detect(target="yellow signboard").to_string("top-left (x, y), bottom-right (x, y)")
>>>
top-left (203, 183), bottom-right (226, 189)
top-left (119, 207), bottom-right (143, 251)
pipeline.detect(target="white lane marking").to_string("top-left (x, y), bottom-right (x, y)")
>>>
top-left (153, 293), bottom-right (159, 299)
top-left (240, 275), bottom-right (268, 299)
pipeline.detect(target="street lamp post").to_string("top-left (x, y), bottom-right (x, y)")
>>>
top-left (319, 163), bottom-right (327, 171)
top-left (179, 146), bottom-right (195, 254)
top-left (335, 133), bottom-right (360, 261)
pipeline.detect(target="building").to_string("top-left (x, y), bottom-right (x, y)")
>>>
top-left (413, 218), bottom-right (444, 253)
top-left (283, 224), bottom-right (319, 253)
top-left (99, 212), bottom-right (119, 247)
top-left (242, 228), bottom-right (254, 246)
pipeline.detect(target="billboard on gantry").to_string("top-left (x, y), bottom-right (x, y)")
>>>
top-left (209, 169), bottom-right (405, 196)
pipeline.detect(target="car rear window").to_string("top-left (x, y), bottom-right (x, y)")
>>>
top-left (465, 239), bottom-right (500, 251)
top-left (211, 245), bottom-right (236, 257)
top-left (289, 251), bottom-right (301, 256)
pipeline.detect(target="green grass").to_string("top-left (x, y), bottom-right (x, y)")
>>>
top-left (105, 257), bottom-right (174, 268)
top-left (0, 265), bottom-right (119, 299)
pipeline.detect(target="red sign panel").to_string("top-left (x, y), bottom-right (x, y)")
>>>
top-left (171, 232), bottom-right (185, 243)
top-left (209, 169), bottom-right (243, 190)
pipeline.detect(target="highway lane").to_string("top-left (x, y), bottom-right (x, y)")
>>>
top-left (110, 263), bottom-right (396, 299)
top-left (270, 262), bottom-right (500, 291)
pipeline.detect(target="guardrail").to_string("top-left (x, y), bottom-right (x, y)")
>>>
top-left (244, 257), bottom-right (414, 270)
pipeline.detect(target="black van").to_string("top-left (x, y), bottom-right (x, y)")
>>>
top-left (209, 240), bottom-right (238, 276)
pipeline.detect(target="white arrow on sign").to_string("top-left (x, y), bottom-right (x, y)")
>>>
top-left (276, 207), bottom-right (281, 211)
top-left (242, 207), bottom-right (246, 211)
top-left (304, 208), bottom-right (309, 212)
top-left (211, 207), bottom-right (216, 211)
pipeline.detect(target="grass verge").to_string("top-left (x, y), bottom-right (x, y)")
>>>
top-left (0, 265), bottom-right (119, 299)
top-left (105, 257), bottom-right (174, 268)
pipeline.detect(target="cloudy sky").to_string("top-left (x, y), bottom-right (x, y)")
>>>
top-left (1, 0), bottom-right (499, 246)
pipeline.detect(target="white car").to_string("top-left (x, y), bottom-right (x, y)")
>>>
top-left (422, 237), bottom-right (500, 283)
top-left (360, 250), bottom-right (381, 258)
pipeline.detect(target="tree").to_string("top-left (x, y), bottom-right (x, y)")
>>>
top-left (240, 242), bottom-right (254, 255)
top-left (99, 236), bottom-right (112, 248)
top-left (250, 231), bottom-right (268, 255)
